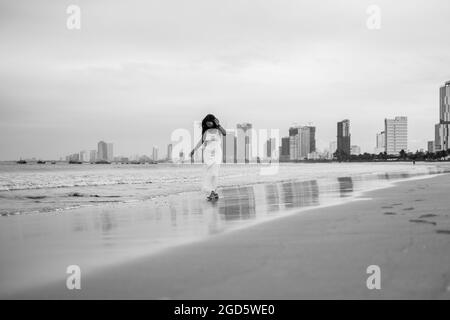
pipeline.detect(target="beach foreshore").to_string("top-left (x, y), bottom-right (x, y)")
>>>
top-left (6, 174), bottom-right (450, 299)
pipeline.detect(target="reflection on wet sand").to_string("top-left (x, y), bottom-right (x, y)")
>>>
top-left (1, 168), bottom-right (449, 296)
top-left (337, 177), bottom-right (353, 198)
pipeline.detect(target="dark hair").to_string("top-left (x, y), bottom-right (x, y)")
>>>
top-left (201, 114), bottom-right (218, 141)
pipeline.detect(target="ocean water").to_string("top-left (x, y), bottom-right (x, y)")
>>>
top-left (0, 162), bottom-right (447, 216)
top-left (0, 161), bottom-right (449, 296)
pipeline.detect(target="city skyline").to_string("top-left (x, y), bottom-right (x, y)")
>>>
top-left (1, 1), bottom-right (450, 160)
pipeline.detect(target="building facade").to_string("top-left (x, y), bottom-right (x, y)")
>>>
top-left (289, 126), bottom-right (316, 160)
top-left (435, 81), bottom-right (450, 152)
top-left (375, 131), bottom-right (385, 154)
top-left (337, 119), bottom-right (351, 158)
top-left (236, 123), bottom-right (252, 163)
top-left (223, 129), bottom-right (236, 163)
top-left (384, 116), bottom-right (408, 155)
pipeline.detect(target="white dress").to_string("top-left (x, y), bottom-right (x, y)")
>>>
top-left (202, 129), bottom-right (222, 193)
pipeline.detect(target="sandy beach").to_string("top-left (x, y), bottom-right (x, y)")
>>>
top-left (5, 172), bottom-right (450, 299)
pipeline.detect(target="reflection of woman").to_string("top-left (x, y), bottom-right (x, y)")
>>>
top-left (190, 114), bottom-right (226, 200)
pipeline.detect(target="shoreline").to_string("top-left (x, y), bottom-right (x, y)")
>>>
top-left (6, 173), bottom-right (450, 299)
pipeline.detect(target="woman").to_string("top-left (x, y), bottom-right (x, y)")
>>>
top-left (190, 114), bottom-right (226, 200)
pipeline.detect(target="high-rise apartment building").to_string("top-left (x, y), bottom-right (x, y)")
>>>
top-left (288, 126), bottom-right (316, 160)
top-left (384, 116), bottom-right (408, 155)
top-left (337, 119), bottom-right (351, 158)
top-left (435, 81), bottom-right (450, 152)
top-left (223, 129), bottom-right (236, 163)
top-left (236, 123), bottom-right (252, 163)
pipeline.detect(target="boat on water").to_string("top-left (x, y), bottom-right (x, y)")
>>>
top-left (16, 159), bottom-right (27, 164)
top-left (37, 160), bottom-right (46, 164)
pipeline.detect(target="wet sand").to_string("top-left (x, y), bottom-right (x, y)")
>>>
top-left (6, 173), bottom-right (450, 299)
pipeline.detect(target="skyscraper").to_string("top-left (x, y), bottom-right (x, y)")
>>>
top-left (435, 81), bottom-right (450, 152)
top-left (167, 144), bottom-right (173, 161)
top-left (223, 129), bottom-right (236, 163)
top-left (289, 126), bottom-right (299, 161)
top-left (289, 126), bottom-right (316, 160)
top-left (152, 146), bottom-right (158, 162)
top-left (236, 123), bottom-right (252, 163)
top-left (97, 141), bottom-right (108, 161)
top-left (280, 137), bottom-right (290, 162)
top-left (337, 119), bottom-right (351, 159)
top-left (384, 116), bottom-right (408, 155)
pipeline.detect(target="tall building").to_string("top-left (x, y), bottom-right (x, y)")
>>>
top-left (440, 81), bottom-right (450, 123)
top-left (223, 129), bottom-right (236, 163)
top-left (289, 126), bottom-right (316, 160)
top-left (435, 81), bottom-right (450, 152)
top-left (280, 137), bottom-right (290, 162)
top-left (167, 144), bottom-right (173, 161)
top-left (107, 143), bottom-right (114, 161)
top-left (375, 131), bottom-right (385, 154)
top-left (289, 127), bottom-right (299, 161)
top-left (337, 119), bottom-right (351, 158)
top-left (97, 141), bottom-right (108, 161)
top-left (236, 123), bottom-right (252, 163)
top-left (298, 126), bottom-right (316, 159)
top-left (98, 141), bottom-right (113, 161)
top-left (384, 116), bottom-right (408, 155)
top-left (152, 146), bottom-right (158, 162)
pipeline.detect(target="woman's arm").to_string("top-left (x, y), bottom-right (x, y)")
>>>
top-left (190, 137), bottom-right (204, 157)
top-left (214, 119), bottom-right (227, 136)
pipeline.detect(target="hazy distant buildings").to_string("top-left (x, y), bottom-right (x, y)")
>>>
top-left (375, 131), bottom-right (385, 154)
top-left (337, 119), bottom-right (351, 158)
top-left (434, 81), bottom-right (450, 152)
top-left (329, 141), bottom-right (337, 155)
top-left (97, 141), bottom-right (108, 161)
top-left (167, 144), bottom-right (173, 161)
top-left (107, 143), bottom-right (113, 161)
top-left (97, 141), bottom-right (113, 161)
top-left (79, 150), bottom-right (88, 162)
top-left (384, 116), bottom-right (408, 155)
top-left (350, 145), bottom-right (361, 155)
top-left (236, 123), bottom-right (253, 163)
top-left (152, 146), bottom-right (158, 162)
top-left (89, 150), bottom-right (97, 162)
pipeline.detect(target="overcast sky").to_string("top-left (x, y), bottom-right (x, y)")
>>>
top-left (0, 0), bottom-right (449, 160)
